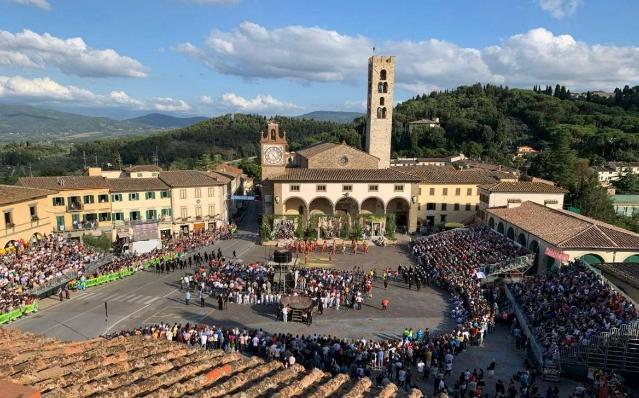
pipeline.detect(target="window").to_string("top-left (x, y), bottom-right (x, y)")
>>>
top-left (111, 193), bottom-right (123, 202)
top-left (83, 195), bottom-right (94, 204)
top-left (4, 211), bottom-right (13, 227)
top-left (128, 192), bottom-right (139, 201)
top-left (467, 188), bottom-right (473, 196)
top-left (454, 203), bottom-right (460, 211)
top-left (544, 199), bottom-right (559, 205)
top-left (429, 188), bottom-right (435, 195)
top-left (56, 215), bottom-right (65, 230)
top-left (195, 206), bottom-right (202, 218)
top-left (376, 107), bottom-right (387, 119)
top-left (270, 129), bottom-right (276, 140)
top-left (180, 207), bottom-right (187, 218)
top-left (52, 197), bottom-right (65, 206)
top-left (343, 185), bottom-right (353, 192)
top-left (129, 211), bottom-right (141, 221)
top-left (194, 188), bottom-right (201, 199)
top-left (290, 185), bottom-right (300, 192)
top-left (418, 187), bottom-right (422, 195)
top-left (161, 208), bottom-right (172, 217)
top-left (208, 204), bottom-right (215, 216)
top-left (316, 184), bottom-right (326, 192)
top-left (137, 173), bottom-right (143, 178)
top-left (379, 97), bottom-right (385, 106)
top-left (441, 203), bottom-right (447, 211)
top-left (29, 205), bottom-right (37, 219)
top-left (99, 212), bottom-right (110, 222)
top-left (417, 204), bottom-right (421, 211)
top-left (112, 212), bottom-right (124, 221)
top-left (179, 189), bottom-right (187, 199)
top-left (426, 203), bottom-right (436, 211)
top-left (98, 194), bottom-right (109, 203)
top-left (146, 210), bottom-right (157, 220)
top-left (443, 188), bottom-right (448, 196)
top-left (368, 184), bottom-right (379, 192)
top-left (208, 187), bottom-right (215, 197)
top-left (145, 192), bottom-right (156, 200)
top-left (380, 69), bottom-right (387, 80)
top-left (440, 214), bottom-right (447, 223)
top-left (394, 184), bottom-right (404, 192)
top-left (465, 203), bottom-right (471, 211)
top-left (455, 188), bottom-right (461, 196)
top-left (152, 172), bottom-right (158, 177)
top-left (161, 191), bottom-right (170, 198)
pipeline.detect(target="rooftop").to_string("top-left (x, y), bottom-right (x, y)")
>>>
top-left (479, 181), bottom-right (568, 194)
top-left (106, 178), bottom-right (169, 192)
top-left (127, 165), bottom-right (163, 172)
top-left (393, 166), bottom-right (513, 184)
top-left (0, 328), bottom-right (415, 398)
top-left (408, 118), bottom-right (439, 124)
top-left (17, 176), bottom-right (110, 191)
top-left (613, 195), bottom-right (639, 204)
top-left (159, 170), bottom-right (227, 187)
top-left (487, 201), bottom-right (639, 250)
top-left (215, 164), bottom-right (243, 178)
top-left (269, 168), bottom-right (420, 182)
top-left (0, 185), bottom-right (53, 206)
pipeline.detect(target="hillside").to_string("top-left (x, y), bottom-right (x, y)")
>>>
top-left (295, 111), bottom-right (362, 123)
top-left (124, 113), bottom-right (208, 128)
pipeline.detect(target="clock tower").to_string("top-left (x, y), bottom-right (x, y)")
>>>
top-left (260, 121), bottom-right (287, 179)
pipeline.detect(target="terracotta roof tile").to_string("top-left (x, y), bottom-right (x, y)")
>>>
top-left (269, 168), bottom-right (420, 182)
top-left (127, 165), bottom-right (163, 172)
top-left (295, 142), bottom-right (339, 158)
top-left (215, 164), bottom-right (243, 177)
top-left (106, 178), bottom-right (169, 192)
top-left (0, 185), bottom-right (53, 206)
top-left (159, 170), bottom-right (226, 187)
top-left (487, 201), bottom-right (639, 249)
top-left (17, 176), bottom-right (109, 191)
top-left (393, 166), bottom-right (512, 184)
top-left (479, 181), bottom-right (568, 193)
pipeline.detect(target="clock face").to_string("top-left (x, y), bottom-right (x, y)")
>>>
top-left (263, 145), bottom-right (284, 165)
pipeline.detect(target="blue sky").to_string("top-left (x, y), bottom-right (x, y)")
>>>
top-left (0, 0), bottom-right (638, 118)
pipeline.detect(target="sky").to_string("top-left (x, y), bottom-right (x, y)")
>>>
top-left (0, 0), bottom-right (638, 118)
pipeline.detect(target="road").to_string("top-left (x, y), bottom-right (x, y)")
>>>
top-left (12, 201), bottom-right (260, 340)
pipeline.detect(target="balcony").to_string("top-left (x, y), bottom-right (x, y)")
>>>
top-left (67, 202), bottom-right (83, 212)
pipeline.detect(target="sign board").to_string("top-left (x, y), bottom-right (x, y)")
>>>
top-left (230, 195), bottom-right (255, 201)
top-left (133, 222), bottom-right (158, 242)
top-left (545, 246), bottom-right (570, 262)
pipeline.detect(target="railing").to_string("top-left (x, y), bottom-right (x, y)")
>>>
top-left (1, 219), bottom-right (51, 237)
top-left (67, 202), bottom-right (83, 212)
top-left (504, 285), bottom-right (545, 368)
top-left (480, 254), bottom-right (535, 277)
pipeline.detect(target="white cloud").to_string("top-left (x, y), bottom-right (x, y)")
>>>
top-left (220, 92), bottom-right (301, 113)
top-left (177, 22), bottom-right (639, 92)
top-left (152, 97), bottom-right (191, 112)
top-left (9, 0), bottom-right (51, 11)
top-left (0, 29), bottom-right (147, 78)
top-left (343, 100), bottom-right (366, 112)
top-left (199, 95), bottom-right (213, 104)
top-left (0, 75), bottom-right (190, 112)
top-left (538, 0), bottom-right (581, 19)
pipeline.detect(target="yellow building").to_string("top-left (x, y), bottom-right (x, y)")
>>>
top-left (394, 166), bottom-right (516, 231)
top-left (158, 170), bottom-right (229, 235)
top-left (17, 176), bottom-right (111, 235)
top-left (0, 185), bottom-right (53, 248)
top-left (106, 177), bottom-right (173, 239)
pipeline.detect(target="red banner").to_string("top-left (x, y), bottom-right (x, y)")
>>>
top-left (545, 246), bottom-right (570, 262)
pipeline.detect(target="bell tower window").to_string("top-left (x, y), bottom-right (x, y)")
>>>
top-left (379, 97), bottom-right (385, 106)
top-left (380, 69), bottom-right (387, 81)
top-left (270, 129), bottom-right (276, 140)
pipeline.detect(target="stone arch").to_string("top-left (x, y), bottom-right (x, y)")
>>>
top-left (517, 232), bottom-right (527, 247)
top-left (335, 196), bottom-right (359, 219)
top-left (380, 69), bottom-right (387, 81)
top-left (506, 226), bottom-right (515, 240)
top-left (624, 254), bottom-right (639, 263)
top-left (580, 253), bottom-right (605, 265)
top-left (284, 197), bottom-right (307, 216)
top-left (309, 197), bottom-right (334, 216)
top-left (497, 222), bottom-right (504, 234)
top-left (361, 197), bottom-right (385, 215)
top-left (488, 217), bottom-right (495, 229)
top-left (4, 240), bottom-right (16, 249)
top-left (386, 197), bottom-right (410, 228)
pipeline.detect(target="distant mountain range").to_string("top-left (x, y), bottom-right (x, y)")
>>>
top-left (295, 111), bottom-right (362, 123)
top-left (0, 104), bottom-right (208, 142)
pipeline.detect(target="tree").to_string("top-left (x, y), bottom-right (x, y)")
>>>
top-left (612, 171), bottom-right (639, 194)
top-left (532, 127), bottom-right (578, 189)
top-left (573, 173), bottom-right (617, 222)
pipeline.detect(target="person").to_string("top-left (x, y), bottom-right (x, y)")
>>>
top-left (200, 289), bottom-right (206, 307)
top-left (282, 305), bottom-right (289, 323)
top-left (356, 293), bottom-right (363, 310)
top-left (381, 298), bottom-right (389, 310)
top-left (185, 289), bottom-right (191, 305)
top-left (218, 294), bottom-right (224, 310)
top-left (306, 308), bottom-right (312, 325)
top-left (233, 250), bottom-right (237, 259)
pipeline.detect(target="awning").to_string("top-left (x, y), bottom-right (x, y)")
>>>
top-left (544, 246), bottom-right (570, 262)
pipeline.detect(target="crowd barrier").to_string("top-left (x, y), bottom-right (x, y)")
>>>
top-left (504, 285), bottom-right (545, 368)
top-left (0, 302), bottom-right (39, 325)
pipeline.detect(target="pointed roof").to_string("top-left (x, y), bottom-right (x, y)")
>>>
top-left (487, 201), bottom-right (639, 250)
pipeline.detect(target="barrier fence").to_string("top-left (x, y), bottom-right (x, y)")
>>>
top-left (0, 302), bottom-right (39, 325)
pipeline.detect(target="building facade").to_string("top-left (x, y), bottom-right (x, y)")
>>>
top-left (365, 56), bottom-right (395, 169)
top-left (478, 182), bottom-right (567, 212)
top-left (0, 185), bottom-right (53, 248)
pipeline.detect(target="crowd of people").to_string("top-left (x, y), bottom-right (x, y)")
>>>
top-left (510, 260), bottom-right (639, 359)
top-left (0, 234), bottom-right (104, 313)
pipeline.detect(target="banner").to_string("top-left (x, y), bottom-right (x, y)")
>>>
top-left (544, 246), bottom-right (570, 262)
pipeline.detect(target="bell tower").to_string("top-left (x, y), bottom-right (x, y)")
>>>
top-left (365, 55), bottom-right (395, 169)
top-left (260, 121), bottom-right (287, 179)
